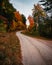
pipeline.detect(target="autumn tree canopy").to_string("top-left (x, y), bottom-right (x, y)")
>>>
top-left (28, 16), bottom-right (35, 31)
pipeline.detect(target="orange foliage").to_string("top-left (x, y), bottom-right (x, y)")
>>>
top-left (28, 16), bottom-right (34, 26)
top-left (28, 16), bottom-right (35, 31)
top-left (14, 11), bottom-right (22, 21)
top-left (17, 21), bottom-right (26, 30)
top-left (14, 11), bottom-right (26, 30)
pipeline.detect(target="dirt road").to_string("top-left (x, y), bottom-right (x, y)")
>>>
top-left (16, 32), bottom-right (52, 65)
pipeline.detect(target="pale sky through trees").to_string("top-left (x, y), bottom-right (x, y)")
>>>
top-left (10, 0), bottom-right (40, 18)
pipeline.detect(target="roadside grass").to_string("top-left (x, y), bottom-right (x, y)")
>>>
top-left (0, 32), bottom-right (23, 65)
top-left (22, 30), bottom-right (52, 40)
top-left (23, 31), bottom-right (39, 37)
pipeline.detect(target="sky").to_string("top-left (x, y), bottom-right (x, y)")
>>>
top-left (10, 0), bottom-right (40, 18)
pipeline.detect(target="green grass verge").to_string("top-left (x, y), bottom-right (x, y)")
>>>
top-left (22, 30), bottom-right (52, 40)
top-left (22, 30), bottom-right (40, 37)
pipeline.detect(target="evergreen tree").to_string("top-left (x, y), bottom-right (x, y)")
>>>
top-left (39, 0), bottom-right (52, 37)
top-left (21, 14), bottom-right (26, 25)
top-left (0, 0), bottom-right (16, 31)
top-left (0, 0), bottom-right (16, 21)
top-left (39, 0), bottom-right (52, 18)
top-left (32, 3), bottom-right (52, 37)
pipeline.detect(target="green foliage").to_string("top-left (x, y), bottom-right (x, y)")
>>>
top-left (0, 19), bottom-right (3, 24)
top-left (32, 2), bottom-right (52, 38)
top-left (32, 26), bottom-right (36, 31)
top-left (39, 0), bottom-right (52, 12)
top-left (38, 19), bottom-right (52, 38)
top-left (21, 14), bottom-right (26, 25)
top-left (39, 0), bottom-right (52, 38)
top-left (0, 0), bottom-right (16, 31)
top-left (0, 0), bottom-right (16, 21)
top-left (0, 19), bottom-right (6, 32)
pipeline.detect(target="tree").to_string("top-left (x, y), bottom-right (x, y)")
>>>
top-left (39, 0), bottom-right (52, 18)
top-left (0, 0), bottom-right (16, 31)
top-left (14, 11), bottom-right (22, 21)
top-left (32, 4), bottom-right (46, 30)
top-left (21, 14), bottom-right (26, 25)
top-left (0, 0), bottom-right (16, 21)
top-left (28, 16), bottom-right (35, 31)
top-left (39, 0), bottom-right (52, 37)
top-left (32, 3), bottom-right (52, 37)
top-left (0, 0), bottom-right (16, 20)
top-left (14, 12), bottom-right (26, 30)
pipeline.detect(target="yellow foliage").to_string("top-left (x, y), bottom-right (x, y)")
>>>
top-left (13, 20), bottom-right (17, 28)
top-left (4, 24), bottom-right (7, 28)
top-left (17, 21), bottom-right (26, 30)
top-left (10, 20), bottom-right (17, 30)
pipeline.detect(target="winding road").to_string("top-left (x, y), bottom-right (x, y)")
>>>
top-left (16, 32), bottom-right (52, 65)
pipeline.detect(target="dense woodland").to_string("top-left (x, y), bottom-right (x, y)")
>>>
top-left (0, 0), bottom-right (52, 38)
top-left (32, 0), bottom-right (52, 38)
top-left (0, 0), bottom-right (26, 32)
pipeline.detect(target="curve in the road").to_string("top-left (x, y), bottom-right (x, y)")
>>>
top-left (16, 32), bottom-right (52, 65)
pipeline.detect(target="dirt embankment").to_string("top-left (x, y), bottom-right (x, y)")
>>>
top-left (0, 32), bottom-right (23, 65)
